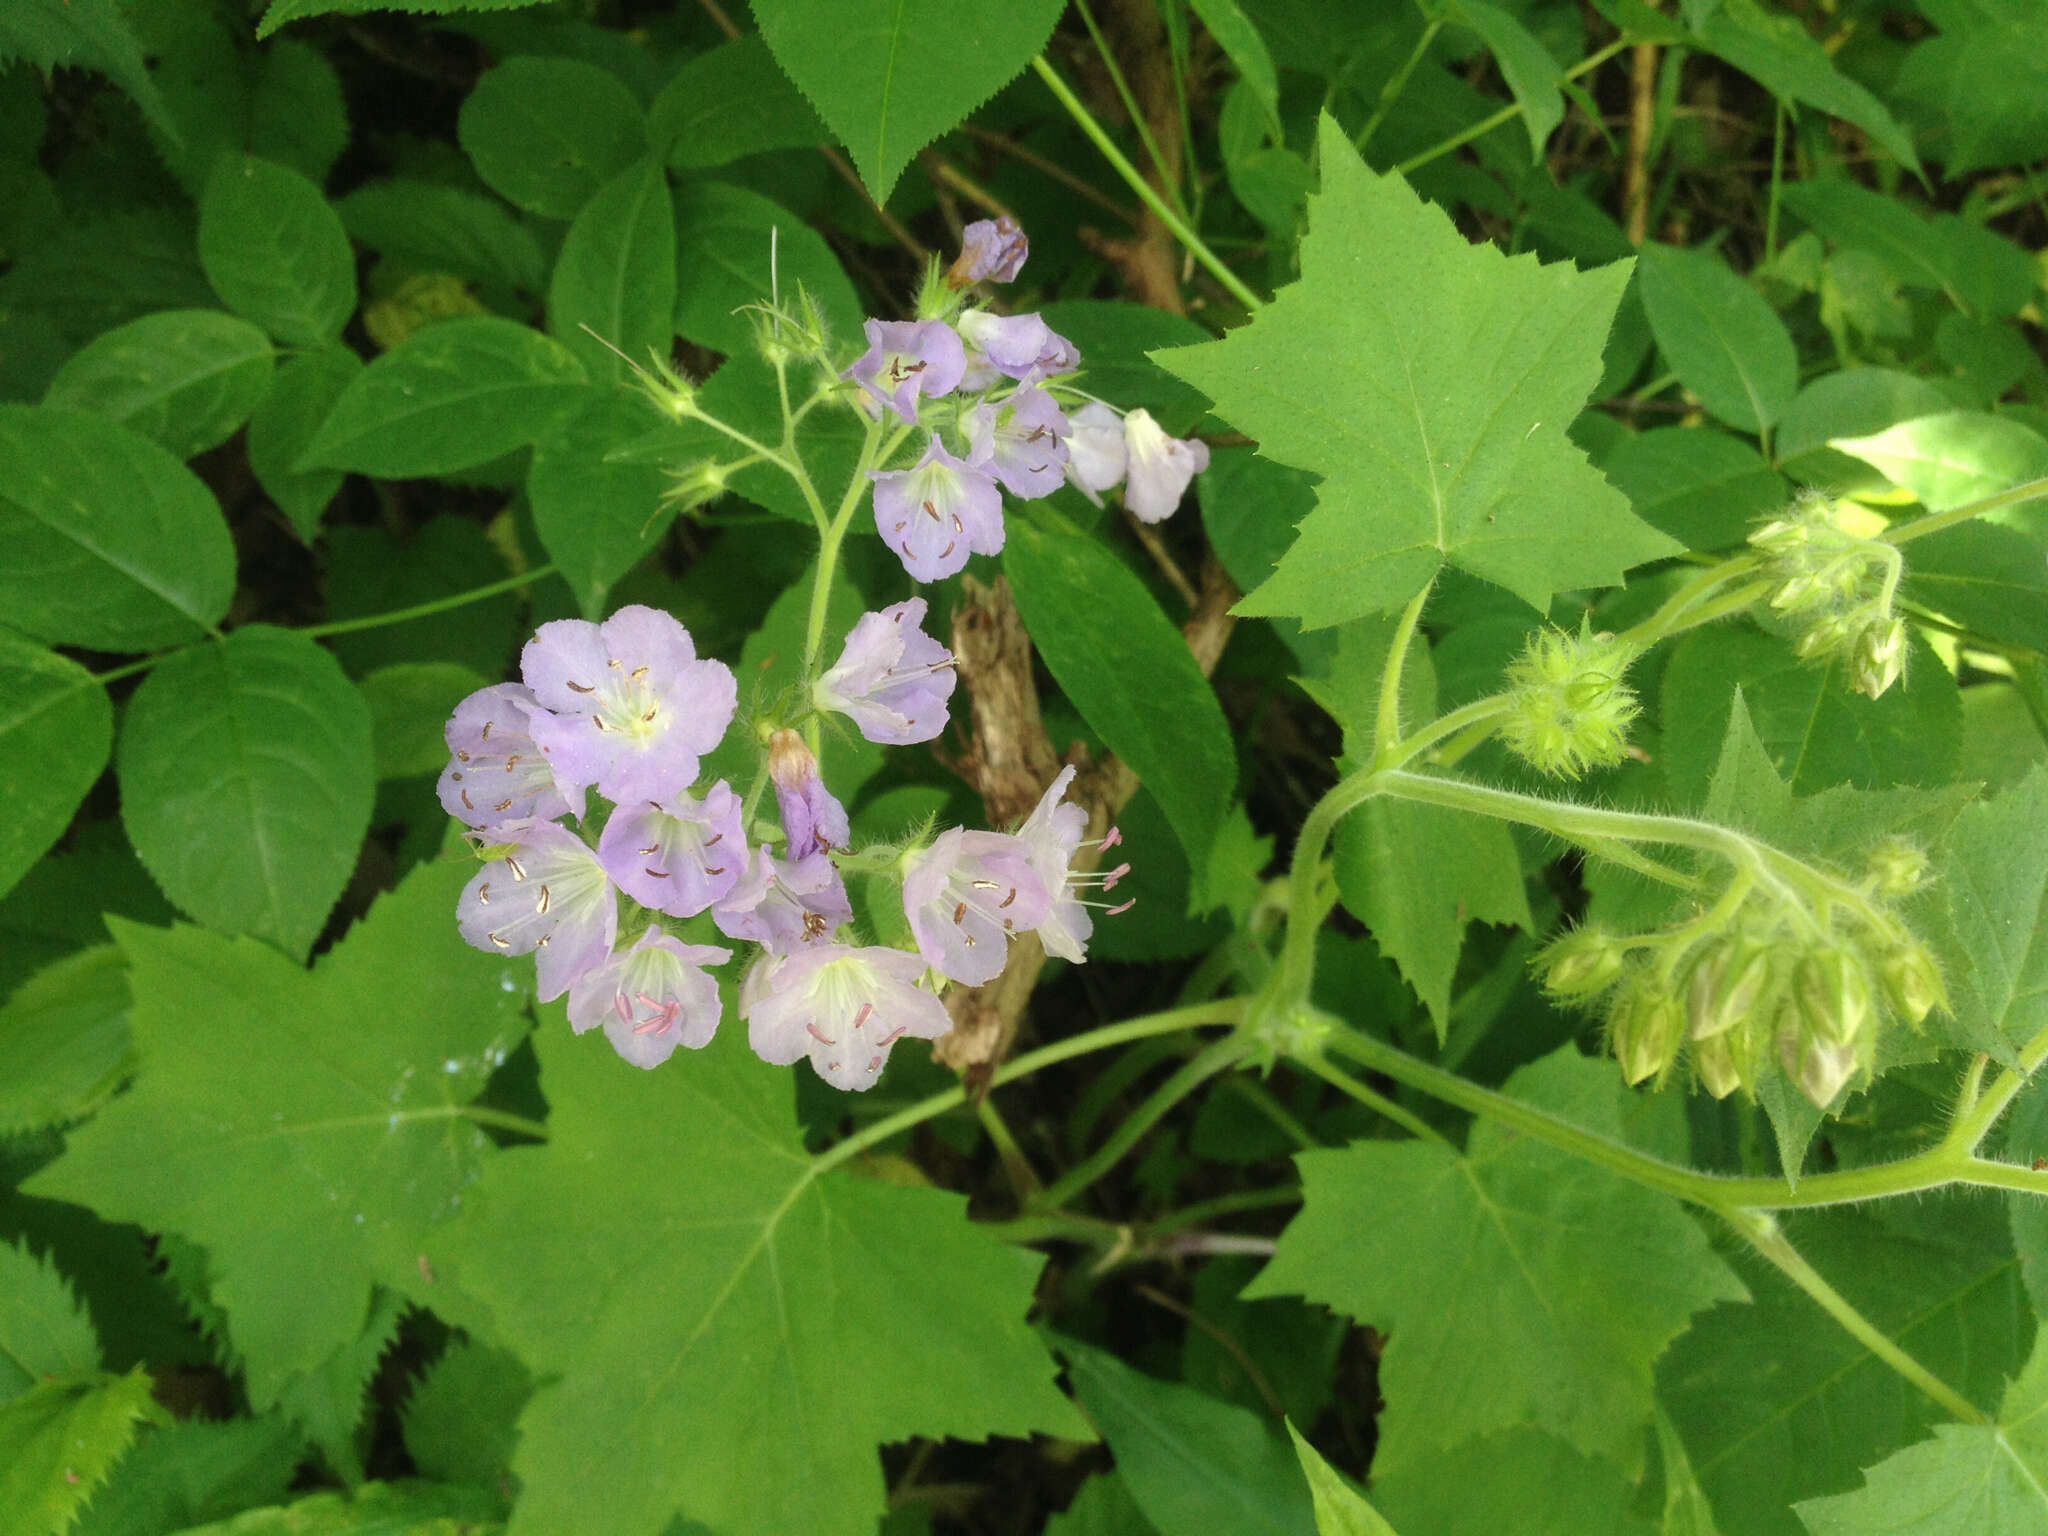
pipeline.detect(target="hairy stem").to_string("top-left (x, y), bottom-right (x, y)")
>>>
top-left (1885, 476), bottom-right (2048, 546)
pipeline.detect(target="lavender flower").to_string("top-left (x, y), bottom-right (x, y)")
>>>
top-left (566, 927), bottom-right (731, 1068)
top-left (596, 781), bottom-right (745, 918)
top-left (437, 683), bottom-right (579, 830)
top-left (948, 216), bottom-right (1029, 286)
top-left (1123, 408), bottom-right (1210, 524)
top-left (814, 598), bottom-right (956, 746)
top-left (966, 385), bottom-right (1071, 500)
top-left (844, 319), bottom-right (967, 425)
top-left (901, 828), bottom-right (1052, 986)
top-left (768, 730), bottom-right (849, 857)
top-left (1066, 402), bottom-right (1128, 501)
top-left (1015, 767), bottom-right (1130, 964)
top-left (520, 606), bottom-right (736, 808)
top-left (741, 944), bottom-right (953, 1091)
top-left (871, 435), bottom-right (1005, 583)
top-left (457, 821), bottom-right (617, 1000)
top-left (954, 311), bottom-right (1080, 383)
top-left (712, 844), bottom-right (852, 952)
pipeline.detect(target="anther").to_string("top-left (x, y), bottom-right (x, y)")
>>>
top-left (477, 883), bottom-right (491, 904)
top-left (645, 865), bottom-right (670, 879)
top-left (999, 888), bottom-right (1017, 908)
top-left (940, 539), bottom-right (956, 558)
top-left (642, 707), bottom-right (657, 722)
top-left (504, 753), bottom-right (521, 770)
top-left (455, 750), bottom-right (470, 762)
top-left (536, 884), bottom-right (551, 915)
top-left (1099, 827), bottom-right (1123, 850)
top-left (1105, 898), bottom-right (1136, 916)
top-left (638, 843), bottom-right (659, 856)
top-left (952, 901), bottom-right (967, 924)
top-left (877, 1027), bottom-right (905, 1047)
top-left (614, 993), bottom-right (634, 1025)
top-left (631, 666), bottom-right (649, 680)
top-left (705, 832), bottom-right (724, 847)
top-left (480, 721), bottom-right (493, 741)
top-left (493, 798), bottom-right (513, 812)
top-left (566, 680), bottom-right (595, 693)
top-left (704, 865), bottom-right (725, 876)
top-left (922, 499), bottom-right (941, 521)
top-left (854, 1003), bottom-right (874, 1029)
top-left (489, 932), bottom-right (510, 949)
top-left (807, 1023), bottom-right (835, 1044)
top-left (460, 789), bottom-right (475, 810)
top-left (593, 716), bottom-right (608, 731)
top-left (506, 855), bottom-right (527, 880)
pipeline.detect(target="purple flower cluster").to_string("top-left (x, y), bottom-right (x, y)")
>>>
top-left (847, 219), bottom-right (1211, 582)
top-left (443, 596), bottom-right (1130, 1092)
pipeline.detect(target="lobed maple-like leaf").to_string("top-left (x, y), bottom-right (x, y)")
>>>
top-left (24, 858), bottom-right (531, 1406)
top-left (1156, 115), bottom-right (1679, 629)
top-left (433, 1020), bottom-right (1088, 1536)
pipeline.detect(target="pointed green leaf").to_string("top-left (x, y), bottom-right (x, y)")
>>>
top-left (436, 1024), bottom-right (1085, 1536)
top-left (247, 346), bottom-right (363, 542)
top-left (1249, 1048), bottom-right (1746, 1471)
top-left (1186, 0), bottom-right (1282, 139)
top-left (1287, 1422), bottom-right (1399, 1536)
top-left (1451, 0), bottom-right (1563, 159)
top-left (1005, 506), bottom-right (1236, 869)
top-left (649, 35), bottom-right (826, 170)
top-left (0, 0), bottom-right (178, 143)
top-left (1781, 179), bottom-right (2034, 320)
top-left (199, 156), bottom-right (357, 348)
top-left (400, 1340), bottom-right (531, 1493)
top-left (42, 310), bottom-right (275, 461)
top-left (336, 181), bottom-right (544, 294)
top-left (0, 406), bottom-right (236, 653)
top-left (750, 0), bottom-right (1065, 203)
top-left (547, 156), bottom-right (674, 383)
top-left (299, 317), bottom-right (587, 479)
top-left (1921, 767), bottom-right (2048, 1055)
top-left (1158, 116), bottom-right (1677, 627)
top-left (528, 392), bottom-right (676, 619)
top-left (170, 1479), bottom-right (504, 1533)
top-left (1370, 1427), bottom-right (1657, 1536)
top-left (670, 179), bottom-right (861, 359)
top-left (22, 860), bottom-right (532, 1405)
top-left (0, 946), bottom-right (131, 1138)
top-left (357, 663), bottom-right (491, 782)
top-left (1637, 243), bottom-right (1798, 436)
top-left (0, 1367), bottom-right (165, 1536)
top-left (0, 634), bottom-right (112, 904)
top-left (0, 1241), bottom-right (101, 1401)
top-left (1904, 523), bottom-right (2048, 654)
top-left (69, 1415), bottom-right (304, 1536)
top-left (455, 55), bottom-right (646, 219)
top-left (1601, 427), bottom-right (1789, 550)
top-left (117, 626), bottom-right (373, 962)
top-left (1831, 412), bottom-right (2048, 514)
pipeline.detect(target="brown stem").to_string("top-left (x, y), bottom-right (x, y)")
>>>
top-left (1625, 34), bottom-right (1660, 244)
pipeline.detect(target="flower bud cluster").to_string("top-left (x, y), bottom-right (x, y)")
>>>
top-left (1750, 494), bottom-right (1908, 700)
top-left (440, 596), bottom-right (1133, 1092)
top-left (1497, 629), bottom-right (1641, 779)
top-left (1534, 844), bottom-right (1945, 1108)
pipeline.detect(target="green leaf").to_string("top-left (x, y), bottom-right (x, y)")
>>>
top-left (750, 0), bottom-right (1065, 203)
top-left (22, 859), bottom-right (532, 1406)
top-left (1893, 6), bottom-right (2048, 176)
top-left (1659, 625), bottom-right (1962, 803)
top-left (1920, 767), bottom-right (2048, 1056)
top-left (249, 39), bottom-right (350, 184)
top-left (1905, 522), bottom-right (2048, 654)
top-left (1655, 1402), bottom-right (1727, 1536)
top-left (358, 663), bottom-right (490, 782)
top-left (1601, 427), bottom-right (1789, 550)
top-left (1637, 243), bottom-right (1799, 437)
top-left (336, 181), bottom-right (545, 295)
top-left (527, 391), bottom-right (675, 617)
top-left (1450, 0), bottom-right (1563, 159)
top-left (0, 823), bottom-right (173, 1002)
top-left (548, 157), bottom-right (674, 384)
top-left (670, 179), bottom-right (861, 359)
top-left (0, 405), bottom-right (236, 652)
top-left (299, 317), bottom-right (587, 479)
top-left (1694, 2), bottom-right (1921, 177)
top-left (1831, 412), bottom-right (2048, 514)
top-left (1369, 1427), bottom-right (1657, 1536)
top-left (456, 55), bottom-right (646, 219)
top-left (275, 1290), bottom-right (405, 1487)
top-left (171, 1480), bottom-right (505, 1533)
top-left (1781, 179), bottom-right (2034, 320)
top-left (1249, 1047), bottom-right (1746, 1472)
top-left (116, 626), bottom-right (373, 962)
top-left (1776, 368), bottom-right (1952, 497)
top-left (0, 1368), bottom-right (165, 1536)
top-left (0, 1240), bottom-right (101, 1400)
top-left (0, 946), bottom-right (131, 1138)
top-left (435, 1024), bottom-right (1086, 1536)
top-left (69, 1415), bottom-right (304, 1536)
top-left (1187, 0), bottom-right (1282, 140)
top-left (247, 345), bottom-right (363, 543)
top-left (199, 156), bottom-right (357, 348)
top-left (1661, 1202), bottom-right (2029, 1536)
top-left (1287, 1421), bottom-right (1399, 1536)
top-left (1796, 1334), bottom-right (2048, 1534)
top-left (1157, 116), bottom-right (1677, 627)
top-left (649, 35), bottom-right (827, 170)
top-left (0, 634), bottom-right (111, 904)
top-left (1046, 1475), bottom-right (1160, 1536)
top-left (400, 1340), bottom-right (531, 1492)
top-left (1005, 506), bottom-right (1237, 869)
top-left (321, 517), bottom-right (519, 681)
top-left (1335, 791), bottom-right (1531, 1039)
top-left (42, 310), bottom-right (275, 460)
top-left (1054, 1337), bottom-right (1315, 1536)
top-left (1041, 301), bottom-right (1214, 438)
top-left (0, 0), bottom-right (178, 144)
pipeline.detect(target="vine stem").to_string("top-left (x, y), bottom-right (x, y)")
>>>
top-left (1884, 476), bottom-right (2048, 546)
top-left (809, 999), bottom-right (1245, 1180)
top-left (1394, 36), bottom-right (1633, 177)
top-left (1030, 55), bottom-right (1263, 313)
top-left (1354, 17), bottom-right (1444, 153)
top-left (1374, 579), bottom-right (1435, 763)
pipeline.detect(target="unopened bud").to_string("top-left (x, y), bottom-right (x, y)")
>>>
top-left (1792, 1036), bottom-right (1858, 1108)
top-left (1880, 945), bottom-right (1945, 1027)
top-left (1688, 938), bottom-right (1772, 1041)
top-left (1536, 926), bottom-right (1626, 999)
top-left (1499, 629), bottom-right (1641, 779)
top-left (1851, 616), bottom-right (1907, 700)
top-left (1693, 1031), bottom-right (1747, 1099)
top-left (1864, 837), bottom-right (1930, 898)
top-left (1612, 987), bottom-right (1685, 1086)
top-left (1796, 949), bottom-right (1873, 1046)
top-left (662, 459), bottom-right (733, 516)
top-left (1795, 612), bottom-right (1858, 660)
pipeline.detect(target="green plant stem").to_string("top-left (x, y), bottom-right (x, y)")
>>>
top-left (1381, 695), bottom-right (1512, 770)
top-left (1885, 476), bottom-right (2048, 546)
top-left (1354, 16), bottom-right (1444, 152)
top-left (1071, 0), bottom-right (1186, 221)
top-left (1395, 36), bottom-right (1632, 177)
top-left (977, 1096), bottom-right (1045, 1200)
top-left (1220, 1075), bottom-right (1320, 1151)
top-left (1765, 103), bottom-right (1787, 265)
top-left (809, 999), bottom-right (1245, 1179)
top-left (1374, 578), bottom-right (1435, 763)
top-left (1947, 1019), bottom-right (2048, 1152)
top-left (1032, 1034), bottom-right (1256, 1211)
top-left (1146, 1186), bottom-right (1302, 1237)
top-left (1272, 773), bottom-right (1377, 1004)
top-left (1293, 1049), bottom-right (1448, 1145)
top-left (300, 564), bottom-right (564, 642)
top-left (1616, 557), bottom-right (1766, 650)
top-left (1031, 54), bottom-right (1263, 313)
top-left (797, 415), bottom-right (887, 755)
top-left (1724, 1208), bottom-right (1987, 1424)
top-left (460, 1104), bottom-right (551, 1140)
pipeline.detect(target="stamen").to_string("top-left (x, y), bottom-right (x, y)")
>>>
top-left (607, 659), bottom-right (622, 669)
top-left (877, 1026), bottom-right (905, 1046)
top-left (614, 993), bottom-right (634, 1025)
top-left (952, 902), bottom-right (967, 924)
top-left (631, 666), bottom-right (649, 680)
top-left (593, 716), bottom-right (609, 732)
top-left (477, 882), bottom-right (490, 905)
top-left (456, 750), bottom-right (471, 762)
top-left (940, 539), bottom-right (956, 558)
top-left (504, 753), bottom-right (521, 770)
top-left (480, 721), bottom-right (493, 741)
top-left (645, 865), bottom-right (670, 879)
top-left (566, 680), bottom-right (595, 693)
top-left (999, 888), bottom-right (1016, 908)
top-left (1099, 827), bottom-right (1123, 851)
top-left (1105, 898), bottom-right (1136, 916)
top-left (1101, 862), bottom-right (1130, 891)
top-left (506, 855), bottom-right (527, 880)
top-left (535, 933), bottom-right (551, 947)
top-left (642, 707), bottom-right (657, 722)
top-left (704, 833), bottom-right (724, 847)
top-left (950, 513), bottom-right (963, 533)
top-left (492, 798), bottom-right (513, 812)
top-left (704, 865), bottom-right (725, 876)
top-left (536, 884), bottom-right (551, 915)
top-left (963, 933), bottom-right (977, 947)
top-left (461, 788), bottom-right (474, 810)
top-left (922, 499), bottom-right (941, 522)
top-left (807, 1023), bottom-right (836, 1044)
top-left (853, 1002), bottom-right (874, 1030)
top-left (489, 932), bottom-right (510, 949)
top-left (638, 843), bottom-right (660, 856)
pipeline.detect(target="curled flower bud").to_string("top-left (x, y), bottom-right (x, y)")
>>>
top-left (1122, 408), bottom-right (1210, 524)
top-left (1533, 925), bottom-right (1626, 1000)
top-left (948, 216), bottom-right (1028, 286)
top-left (1685, 936), bottom-right (1772, 1043)
top-left (870, 435), bottom-right (1005, 583)
top-left (742, 944), bottom-right (954, 1091)
top-left (1780, 1025), bottom-right (1858, 1109)
top-left (768, 730), bottom-right (849, 858)
top-left (1691, 1030), bottom-right (1749, 1099)
top-left (1864, 837), bottom-right (1930, 898)
top-left (1498, 629), bottom-right (1641, 778)
top-left (567, 927), bottom-right (731, 1069)
top-left (814, 598), bottom-right (957, 746)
